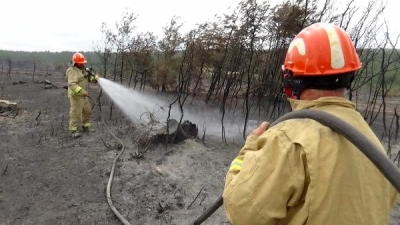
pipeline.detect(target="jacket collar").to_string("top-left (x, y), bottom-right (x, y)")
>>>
top-left (288, 97), bottom-right (356, 111)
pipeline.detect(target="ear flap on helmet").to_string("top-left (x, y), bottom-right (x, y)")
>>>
top-left (283, 70), bottom-right (355, 99)
top-left (283, 70), bottom-right (306, 99)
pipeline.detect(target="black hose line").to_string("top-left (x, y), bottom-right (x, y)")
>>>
top-left (89, 95), bottom-right (131, 225)
top-left (103, 116), bottom-right (131, 225)
top-left (193, 109), bottom-right (400, 225)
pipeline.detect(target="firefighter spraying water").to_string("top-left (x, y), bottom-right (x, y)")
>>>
top-left (65, 52), bottom-right (99, 139)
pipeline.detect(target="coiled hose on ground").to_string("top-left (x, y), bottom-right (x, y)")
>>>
top-left (193, 109), bottom-right (400, 225)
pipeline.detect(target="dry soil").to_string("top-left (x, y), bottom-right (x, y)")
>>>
top-left (0, 72), bottom-right (399, 225)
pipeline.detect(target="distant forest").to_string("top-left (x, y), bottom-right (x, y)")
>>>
top-left (0, 50), bottom-right (101, 72)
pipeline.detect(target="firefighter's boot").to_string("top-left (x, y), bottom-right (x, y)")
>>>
top-left (70, 131), bottom-right (81, 139)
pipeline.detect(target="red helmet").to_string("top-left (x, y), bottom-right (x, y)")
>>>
top-left (282, 23), bottom-right (362, 98)
top-left (72, 52), bottom-right (87, 64)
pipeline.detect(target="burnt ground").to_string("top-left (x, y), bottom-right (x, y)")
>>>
top-left (0, 71), bottom-right (399, 225)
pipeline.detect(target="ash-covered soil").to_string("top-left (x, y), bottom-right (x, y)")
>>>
top-left (0, 71), bottom-right (399, 225)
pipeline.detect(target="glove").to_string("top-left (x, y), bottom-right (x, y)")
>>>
top-left (90, 74), bottom-right (99, 83)
top-left (85, 67), bottom-right (99, 83)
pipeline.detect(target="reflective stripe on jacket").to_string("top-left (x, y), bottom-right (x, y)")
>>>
top-left (223, 97), bottom-right (399, 225)
top-left (66, 66), bottom-right (89, 96)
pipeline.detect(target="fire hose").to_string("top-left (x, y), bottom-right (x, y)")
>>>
top-left (192, 109), bottom-right (400, 225)
top-left (102, 116), bottom-right (131, 225)
top-left (89, 95), bottom-right (131, 225)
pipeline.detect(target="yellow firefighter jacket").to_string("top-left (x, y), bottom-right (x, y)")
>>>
top-left (66, 66), bottom-right (89, 97)
top-left (223, 97), bottom-right (398, 225)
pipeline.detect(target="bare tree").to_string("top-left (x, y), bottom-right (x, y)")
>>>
top-left (96, 22), bottom-right (116, 79)
top-left (98, 9), bottom-right (137, 119)
top-left (115, 10), bottom-right (137, 85)
top-left (32, 57), bottom-right (37, 82)
top-left (126, 32), bottom-right (157, 90)
top-left (153, 16), bottom-right (183, 92)
top-left (0, 60), bottom-right (3, 76)
top-left (0, 81), bottom-right (4, 98)
top-left (6, 56), bottom-right (12, 79)
top-left (96, 0), bottom-right (399, 144)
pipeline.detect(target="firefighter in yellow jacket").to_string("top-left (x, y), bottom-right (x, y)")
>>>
top-left (223, 23), bottom-right (399, 224)
top-left (66, 52), bottom-right (99, 138)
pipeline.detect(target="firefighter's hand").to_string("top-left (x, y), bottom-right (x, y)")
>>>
top-left (89, 74), bottom-right (99, 83)
top-left (251, 121), bottom-right (270, 136)
top-left (81, 91), bottom-right (89, 97)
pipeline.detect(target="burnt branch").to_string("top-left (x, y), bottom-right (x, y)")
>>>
top-left (187, 186), bottom-right (205, 209)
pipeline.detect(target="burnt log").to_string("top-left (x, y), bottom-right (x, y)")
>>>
top-left (153, 119), bottom-right (198, 144)
top-left (43, 79), bottom-right (52, 85)
top-left (12, 81), bottom-right (26, 85)
top-left (44, 84), bottom-right (58, 89)
top-left (0, 100), bottom-right (17, 114)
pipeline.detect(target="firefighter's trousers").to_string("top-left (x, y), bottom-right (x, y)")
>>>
top-left (68, 95), bottom-right (91, 132)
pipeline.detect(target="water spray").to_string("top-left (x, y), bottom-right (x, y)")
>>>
top-left (97, 77), bottom-right (257, 139)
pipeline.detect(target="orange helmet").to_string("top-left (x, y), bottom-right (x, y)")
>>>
top-left (72, 52), bottom-right (87, 64)
top-left (282, 23), bottom-right (362, 99)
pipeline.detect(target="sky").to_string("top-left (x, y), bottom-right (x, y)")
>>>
top-left (0, 0), bottom-right (398, 52)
